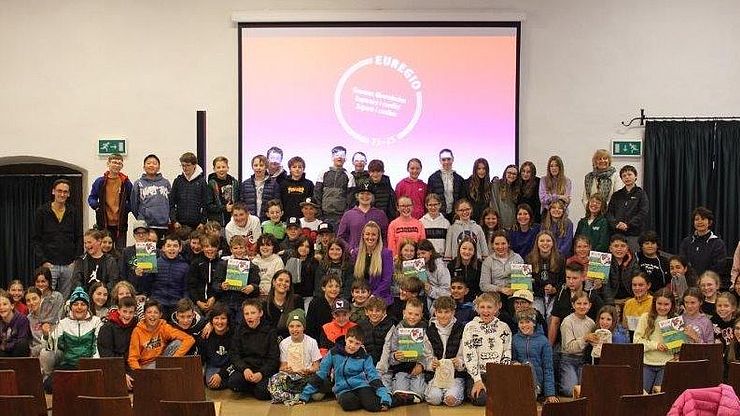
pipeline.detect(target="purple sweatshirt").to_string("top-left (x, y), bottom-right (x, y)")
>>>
top-left (352, 248), bottom-right (394, 305)
top-left (0, 311), bottom-right (31, 354)
top-left (337, 207), bottom-right (389, 255)
top-left (509, 224), bottom-right (542, 259)
top-left (682, 313), bottom-right (715, 344)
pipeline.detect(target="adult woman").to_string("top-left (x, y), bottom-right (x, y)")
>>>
top-left (518, 161), bottom-right (541, 223)
top-left (582, 149), bottom-right (617, 208)
top-left (491, 164), bottom-right (519, 230)
top-left (353, 221), bottom-right (394, 305)
top-left (539, 156), bottom-right (572, 214)
top-left (480, 230), bottom-right (524, 298)
top-left (509, 203), bottom-right (541, 259)
top-left (462, 158), bottom-right (493, 223)
top-left (263, 269), bottom-right (302, 340)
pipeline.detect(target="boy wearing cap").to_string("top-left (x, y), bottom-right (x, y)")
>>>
top-left (337, 182), bottom-right (389, 255)
top-left (261, 199), bottom-right (286, 242)
top-left (313, 222), bottom-right (334, 262)
top-left (510, 289), bottom-right (547, 335)
top-left (279, 156), bottom-right (314, 221)
top-left (512, 309), bottom-right (558, 403)
top-left (314, 146), bottom-right (355, 227)
top-left (279, 217), bottom-right (303, 260)
top-left (225, 202), bottom-right (262, 258)
top-left (42, 286), bottom-right (103, 391)
top-left (319, 298), bottom-right (358, 356)
top-left (427, 149), bottom-right (465, 222)
top-left (299, 197), bottom-right (322, 244)
top-left (121, 220), bottom-right (152, 289)
top-left (268, 308), bottom-right (323, 404)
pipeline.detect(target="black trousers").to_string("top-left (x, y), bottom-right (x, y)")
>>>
top-left (337, 387), bottom-right (384, 412)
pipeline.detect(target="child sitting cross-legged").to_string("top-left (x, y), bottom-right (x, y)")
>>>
top-left (198, 303), bottom-right (233, 390)
top-left (299, 326), bottom-right (393, 411)
top-left (319, 298), bottom-right (357, 356)
top-left (512, 308), bottom-right (558, 403)
top-left (424, 296), bottom-right (466, 407)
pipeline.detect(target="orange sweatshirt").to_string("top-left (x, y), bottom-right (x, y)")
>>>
top-left (127, 319), bottom-right (195, 369)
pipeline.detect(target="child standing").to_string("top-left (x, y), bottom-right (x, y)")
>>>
top-left (559, 291), bottom-right (596, 397)
top-left (314, 146), bottom-right (355, 227)
top-left (575, 194), bottom-right (610, 253)
top-left (681, 287), bottom-right (714, 344)
top-left (420, 193), bottom-right (450, 255)
top-left (240, 154), bottom-right (278, 222)
top-left (424, 297), bottom-right (466, 407)
top-left (268, 309), bottom-right (322, 404)
top-left (208, 156), bottom-right (240, 227)
top-left (131, 154), bottom-right (171, 244)
top-left (387, 196), bottom-right (426, 257)
top-left (512, 308), bottom-right (558, 403)
top-left (279, 156), bottom-right (314, 222)
top-left (395, 158), bottom-right (427, 220)
top-left (606, 165), bottom-right (649, 253)
top-left (444, 199), bottom-right (488, 261)
top-left (509, 203), bottom-right (542, 259)
top-left (170, 152), bottom-right (213, 230)
top-left (462, 292), bottom-right (512, 406)
top-left (633, 288), bottom-right (676, 393)
top-left (542, 200), bottom-right (574, 256)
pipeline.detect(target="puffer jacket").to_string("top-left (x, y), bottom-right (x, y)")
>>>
top-left (47, 312), bottom-right (102, 369)
top-left (314, 167), bottom-right (353, 219)
top-left (170, 166), bottom-right (213, 225)
top-left (512, 331), bottom-right (556, 397)
top-left (146, 255), bottom-right (190, 307)
top-left (239, 175), bottom-right (278, 221)
top-left (667, 384), bottom-right (740, 416)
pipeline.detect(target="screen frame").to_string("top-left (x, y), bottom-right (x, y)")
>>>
top-left (237, 21), bottom-right (521, 182)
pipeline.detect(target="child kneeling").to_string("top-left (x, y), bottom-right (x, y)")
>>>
top-left (300, 326), bottom-right (392, 412)
top-left (424, 296), bottom-right (466, 406)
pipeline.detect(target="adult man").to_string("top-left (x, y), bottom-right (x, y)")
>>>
top-left (87, 153), bottom-right (132, 249)
top-left (32, 179), bottom-right (82, 298)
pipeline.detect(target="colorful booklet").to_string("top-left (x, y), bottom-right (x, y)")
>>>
top-left (402, 258), bottom-right (428, 282)
top-left (135, 242), bottom-right (157, 273)
top-left (397, 327), bottom-right (425, 362)
top-left (587, 251), bottom-right (612, 281)
top-left (658, 316), bottom-right (688, 353)
top-left (225, 258), bottom-right (252, 290)
top-left (510, 263), bottom-right (533, 291)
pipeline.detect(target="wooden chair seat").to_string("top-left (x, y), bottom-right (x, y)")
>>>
top-left (541, 397), bottom-right (588, 416)
top-left (663, 359), bottom-right (713, 413)
top-left (133, 367), bottom-right (188, 416)
top-left (52, 369), bottom-right (105, 416)
top-left (78, 357), bottom-right (128, 396)
top-left (600, 343), bottom-right (644, 392)
top-left (485, 363), bottom-right (537, 416)
top-left (78, 395), bottom-right (133, 416)
top-left (679, 343), bottom-right (724, 385)
top-left (581, 364), bottom-right (641, 416)
top-left (0, 394), bottom-right (38, 416)
top-left (0, 369), bottom-right (18, 395)
top-left (0, 357), bottom-right (47, 416)
top-left (618, 393), bottom-right (667, 416)
top-left (160, 400), bottom-right (217, 416)
top-left (728, 362), bottom-right (740, 397)
top-left (155, 355), bottom-right (205, 400)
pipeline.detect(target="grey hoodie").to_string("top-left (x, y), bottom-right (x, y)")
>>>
top-left (132, 173), bottom-right (172, 228)
top-left (444, 219), bottom-right (489, 260)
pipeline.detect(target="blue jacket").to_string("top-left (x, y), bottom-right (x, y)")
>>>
top-left (170, 167), bottom-right (214, 225)
top-left (146, 255), bottom-right (190, 307)
top-left (131, 173), bottom-right (171, 228)
top-left (88, 172), bottom-right (133, 233)
top-left (512, 331), bottom-right (555, 397)
top-left (300, 337), bottom-right (391, 405)
top-left (239, 175), bottom-right (278, 221)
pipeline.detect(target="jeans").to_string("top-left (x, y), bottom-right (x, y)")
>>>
top-left (424, 377), bottom-right (465, 406)
top-left (559, 354), bottom-right (585, 396)
top-left (643, 364), bottom-right (665, 393)
top-left (391, 371), bottom-right (426, 397)
top-left (50, 263), bottom-right (75, 299)
top-left (204, 365), bottom-right (227, 390)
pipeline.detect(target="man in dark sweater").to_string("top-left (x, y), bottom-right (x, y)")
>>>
top-left (170, 152), bottom-right (214, 230)
top-left (32, 179), bottom-right (83, 298)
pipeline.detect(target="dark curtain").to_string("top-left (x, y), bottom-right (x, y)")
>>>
top-left (0, 172), bottom-right (83, 288)
top-left (712, 121), bottom-right (740, 255)
top-left (643, 121), bottom-right (715, 254)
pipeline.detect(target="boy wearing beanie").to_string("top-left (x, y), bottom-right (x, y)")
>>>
top-left (512, 308), bottom-right (558, 403)
top-left (267, 308), bottom-right (323, 404)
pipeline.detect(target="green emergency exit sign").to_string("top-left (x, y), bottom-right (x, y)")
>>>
top-left (612, 140), bottom-right (642, 157)
top-left (98, 139), bottom-right (126, 155)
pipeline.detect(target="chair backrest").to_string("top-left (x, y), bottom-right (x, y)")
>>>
top-left (581, 364), bottom-right (641, 416)
top-left (541, 397), bottom-right (589, 416)
top-left (0, 369), bottom-right (18, 395)
top-left (618, 393), bottom-right (667, 416)
top-left (0, 394), bottom-right (38, 416)
top-left (0, 357), bottom-right (47, 416)
top-left (485, 363), bottom-right (537, 416)
top-left (160, 400), bottom-right (217, 416)
top-left (155, 355), bottom-right (205, 400)
top-left (679, 343), bottom-right (724, 385)
top-left (133, 368), bottom-right (188, 416)
top-left (78, 396), bottom-right (133, 416)
top-left (52, 369), bottom-right (105, 416)
top-left (663, 359), bottom-right (713, 411)
top-left (78, 357), bottom-right (128, 396)
top-left (728, 362), bottom-right (740, 398)
top-left (600, 343), bottom-right (644, 392)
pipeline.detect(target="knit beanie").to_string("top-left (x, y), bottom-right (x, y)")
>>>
top-left (287, 309), bottom-right (306, 328)
top-left (69, 286), bottom-right (90, 305)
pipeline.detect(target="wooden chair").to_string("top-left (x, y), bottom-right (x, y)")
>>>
top-left (728, 362), bottom-right (740, 397)
top-left (155, 355), bottom-right (205, 400)
top-left (133, 368), bottom-right (188, 416)
top-left (78, 395), bottom-right (133, 416)
top-left (541, 397), bottom-right (589, 416)
top-left (618, 393), bottom-right (667, 416)
top-left (160, 400), bottom-right (217, 416)
top-left (679, 343), bottom-right (724, 386)
top-left (0, 357), bottom-right (47, 416)
top-left (581, 364), bottom-right (641, 416)
top-left (0, 395), bottom-right (38, 416)
top-left (78, 357), bottom-right (128, 396)
top-left (663, 359), bottom-right (713, 411)
top-left (600, 343), bottom-right (644, 392)
top-left (0, 369), bottom-right (18, 395)
top-left (484, 363), bottom-right (537, 416)
top-left (52, 369), bottom-right (105, 416)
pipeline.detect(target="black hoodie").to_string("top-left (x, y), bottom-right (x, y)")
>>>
top-left (228, 320), bottom-right (279, 378)
top-left (279, 173), bottom-right (315, 221)
top-left (97, 308), bottom-right (138, 368)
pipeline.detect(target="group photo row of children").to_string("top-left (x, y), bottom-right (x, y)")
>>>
top-left (2, 145), bottom-right (740, 411)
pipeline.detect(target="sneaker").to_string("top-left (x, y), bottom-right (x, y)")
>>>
top-left (392, 390), bottom-right (422, 405)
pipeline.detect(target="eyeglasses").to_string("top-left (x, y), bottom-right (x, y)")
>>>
top-left (426, 202), bottom-right (440, 207)
top-left (398, 204), bottom-right (413, 208)
top-left (457, 207), bottom-right (472, 212)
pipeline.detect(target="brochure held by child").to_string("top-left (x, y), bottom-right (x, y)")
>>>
top-left (431, 358), bottom-right (455, 388)
top-left (402, 258), bottom-right (429, 282)
top-left (658, 316), bottom-right (688, 353)
top-left (586, 251), bottom-right (611, 290)
top-left (225, 258), bottom-right (251, 290)
top-left (510, 263), bottom-right (533, 291)
top-left (135, 242), bottom-right (157, 272)
top-left (397, 327), bottom-right (425, 362)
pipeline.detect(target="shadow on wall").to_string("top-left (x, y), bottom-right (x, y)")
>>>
top-left (0, 156), bottom-right (86, 287)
